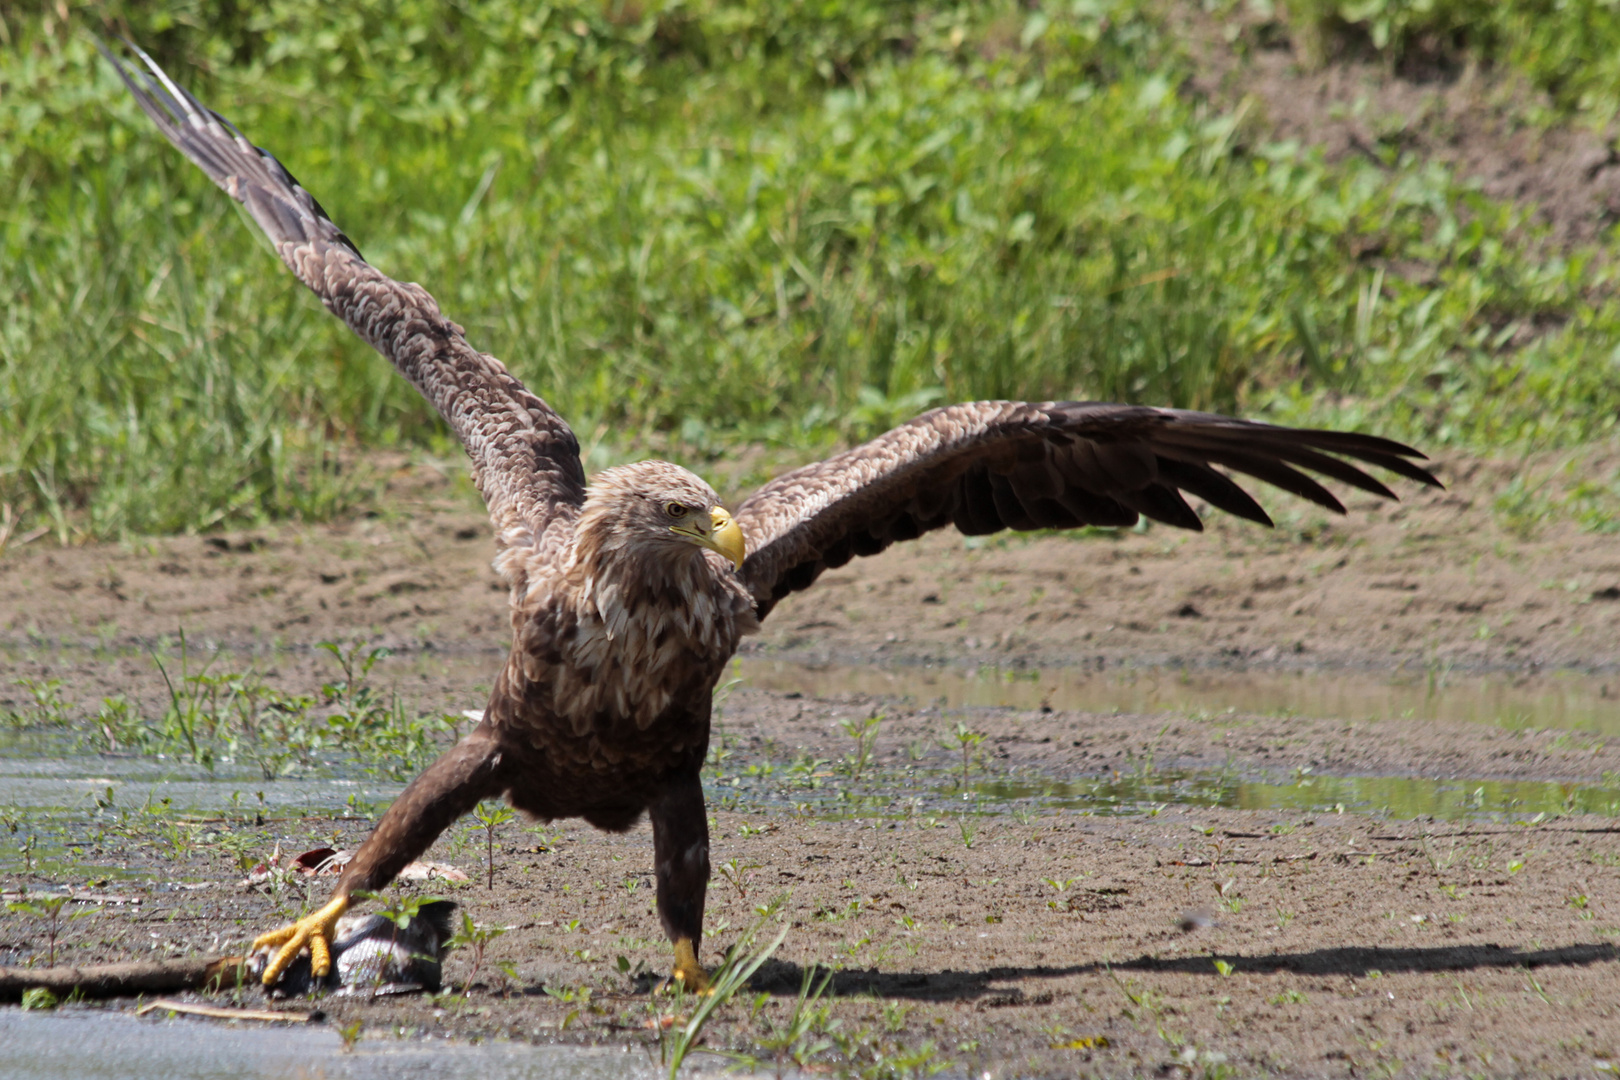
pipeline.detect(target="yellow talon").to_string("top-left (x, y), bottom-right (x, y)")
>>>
top-left (671, 937), bottom-right (711, 994)
top-left (252, 894), bottom-right (350, 986)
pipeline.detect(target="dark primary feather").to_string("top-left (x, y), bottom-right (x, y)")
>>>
top-left (734, 402), bottom-right (1441, 617)
top-left (97, 38), bottom-right (586, 555)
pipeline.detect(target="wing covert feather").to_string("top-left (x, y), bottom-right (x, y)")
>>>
top-left (101, 40), bottom-right (585, 555)
top-left (734, 402), bottom-right (1439, 618)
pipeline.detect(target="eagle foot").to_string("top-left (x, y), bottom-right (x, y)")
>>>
top-left (663, 937), bottom-right (711, 994)
top-left (251, 894), bottom-right (350, 986)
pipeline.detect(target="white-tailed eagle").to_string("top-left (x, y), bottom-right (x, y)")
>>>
top-left (101, 40), bottom-right (1439, 990)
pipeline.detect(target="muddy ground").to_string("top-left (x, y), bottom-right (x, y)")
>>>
top-left (2, 442), bottom-right (1620, 1079)
top-left (7, 439), bottom-right (1620, 679)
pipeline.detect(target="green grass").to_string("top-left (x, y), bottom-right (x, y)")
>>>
top-left (4, 0), bottom-right (1620, 538)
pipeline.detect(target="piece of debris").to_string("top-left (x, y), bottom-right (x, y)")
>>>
top-left (136, 998), bottom-right (313, 1023)
top-left (290, 847), bottom-right (348, 875)
top-left (242, 848), bottom-right (465, 887)
top-left (2, 889), bottom-right (140, 906)
top-left (1178, 908), bottom-right (1218, 932)
top-left (398, 860), bottom-right (468, 882)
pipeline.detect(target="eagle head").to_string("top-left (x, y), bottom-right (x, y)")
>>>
top-left (578, 461), bottom-right (745, 571)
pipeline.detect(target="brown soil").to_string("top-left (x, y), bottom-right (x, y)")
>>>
top-left (3, 447), bottom-right (1620, 1077)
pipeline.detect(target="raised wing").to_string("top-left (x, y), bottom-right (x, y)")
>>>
top-left (734, 401), bottom-right (1439, 617)
top-left (100, 39), bottom-right (586, 560)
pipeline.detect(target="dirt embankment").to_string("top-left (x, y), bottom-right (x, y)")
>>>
top-left (5, 446), bottom-right (1620, 679)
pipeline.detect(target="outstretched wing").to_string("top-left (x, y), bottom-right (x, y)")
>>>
top-left (734, 401), bottom-right (1439, 617)
top-left (100, 39), bottom-right (586, 559)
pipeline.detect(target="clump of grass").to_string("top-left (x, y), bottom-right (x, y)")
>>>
top-left (662, 920), bottom-right (789, 1079)
top-left (3, 678), bottom-right (70, 730)
top-left (4, 634), bottom-right (460, 779)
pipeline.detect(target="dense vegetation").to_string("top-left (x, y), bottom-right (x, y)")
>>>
top-left (3, 0), bottom-right (1618, 537)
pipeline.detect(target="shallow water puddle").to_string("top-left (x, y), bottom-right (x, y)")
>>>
top-left (738, 658), bottom-right (1620, 735)
top-left (2, 1009), bottom-right (668, 1080)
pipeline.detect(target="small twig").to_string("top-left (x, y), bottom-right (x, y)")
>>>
top-left (136, 998), bottom-right (313, 1023)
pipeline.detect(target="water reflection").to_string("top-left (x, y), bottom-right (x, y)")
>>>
top-left (974, 772), bottom-right (1620, 821)
top-left (739, 658), bottom-right (1620, 735)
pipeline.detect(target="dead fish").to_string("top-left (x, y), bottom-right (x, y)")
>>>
top-left (249, 900), bottom-right (456, 998)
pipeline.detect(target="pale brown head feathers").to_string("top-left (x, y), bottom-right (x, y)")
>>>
top-left (574, 461), bottom-right (744, 573)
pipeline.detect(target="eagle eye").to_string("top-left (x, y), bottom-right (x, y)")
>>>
top-left (664, 502), bottom-right (687, 518)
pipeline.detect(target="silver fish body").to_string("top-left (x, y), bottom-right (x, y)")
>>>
top-left (249, 900), bottom-right (455, 998)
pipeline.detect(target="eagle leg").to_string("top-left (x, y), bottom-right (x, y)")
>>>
top-left (649, 771), bottom-right (711, 992)
top-left (252, 724), bottom-right (508, 987)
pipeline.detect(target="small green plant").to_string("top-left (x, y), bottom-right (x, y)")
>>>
top-left (337, 1019), bottom-right (363, 1052)
top-left (150, 630), bottom-right (223, 769)
top-left (472, 800), bottom-right (516, 890)
top-left (7, 678), bottom-right (69, 729)
top-left (89, 695), bottom-right (144, 754)
top-left (1107, 968), bottom-right (1182, 1047)
top-left (718, 857), bottom-right (761, 901)
top-left (159, 820), bottom-right (197, 859)
top-left (940, 723), bottom-right (986, 788)
top-left (447, 909), bottom-right (510, 994)
top-left (7, 893), bottom-right (97, 966)
top-left (317, 640), bottom-right (391, 715)
top-left (956, 815), bottom-right (978, 849)
top-left (839, 712), bottom-right (883, 782)
top-left (1044, 876), bottom-right (1083, 913)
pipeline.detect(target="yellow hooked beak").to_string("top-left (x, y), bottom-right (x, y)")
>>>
top-left (674, 506), bottom-right (746, 570)
top-left (710, 507), bottom-right (746, 569)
